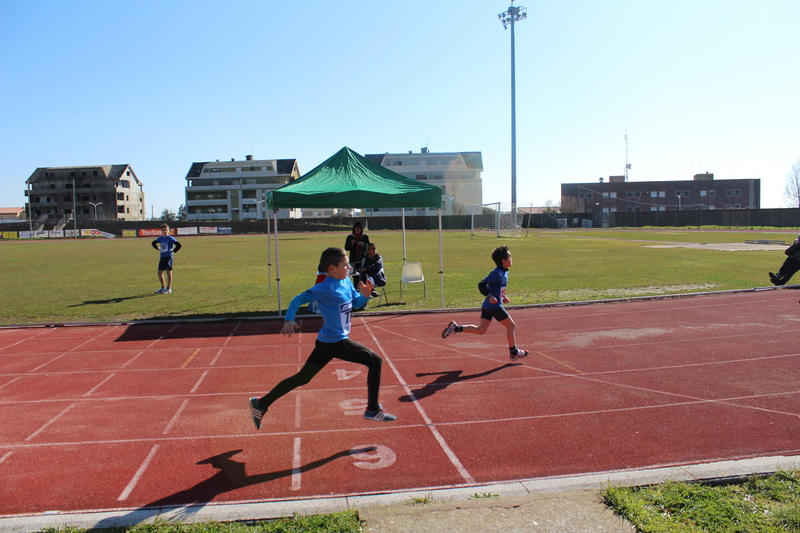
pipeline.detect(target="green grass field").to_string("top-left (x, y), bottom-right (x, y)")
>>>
top-left (1, 228), bottom-right (792, 325)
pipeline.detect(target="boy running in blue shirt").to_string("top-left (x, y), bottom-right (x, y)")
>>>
top-left (249, 247), bottom-right (396, 430)
top-left (441, 245), bottom-right (529, 361)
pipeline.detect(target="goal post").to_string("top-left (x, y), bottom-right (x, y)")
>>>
top-left (470, 203), bottom-right (523, 237)
top-left (470, 203), bottom-right (501, 237)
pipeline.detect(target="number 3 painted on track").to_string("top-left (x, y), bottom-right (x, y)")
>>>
top-left (350, 445), bottom-right (396, 469)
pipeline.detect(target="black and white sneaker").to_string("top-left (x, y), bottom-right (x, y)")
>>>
top-left (249, 397), bottom-right (266, 430)
top-left (510, 348), bottom-right (529, 361)
top-left (441, 321), bottom-right (457, 339)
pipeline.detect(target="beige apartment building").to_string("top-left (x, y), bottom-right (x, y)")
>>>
top-left (25, 164), bottom-right (145, 223)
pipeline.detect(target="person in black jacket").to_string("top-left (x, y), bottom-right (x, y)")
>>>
top-left (344, 221), bottom-right (370, 283)
top-left (357, 243), bottom-right (386, 298)
top-left (769, 234), bottom-right (800, 285)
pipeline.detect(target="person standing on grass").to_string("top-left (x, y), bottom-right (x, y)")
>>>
top-left (151, 223), bottom-right (181, 294)
top-left (249, 246), bottom-right (395, 430)
top-left (441, 245), bottom-right (529, 361)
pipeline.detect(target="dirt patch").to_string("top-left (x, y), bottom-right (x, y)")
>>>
top-left (643, 242), bottom-right (784, 251)
top-left (555, 283), bottom-right (719, 300)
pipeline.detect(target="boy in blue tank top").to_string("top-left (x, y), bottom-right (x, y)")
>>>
top-left (441, 245), bottom-right (529, 361)
top-left (249, 247), bottom-right (396, 430)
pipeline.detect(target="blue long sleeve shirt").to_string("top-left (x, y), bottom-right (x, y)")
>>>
top-left (285, 276), bottom-right (369, 343)
top-left (481, 267), bottom-right (508, 310)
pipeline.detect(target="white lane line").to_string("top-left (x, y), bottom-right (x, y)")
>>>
top-left (210, 348), bottom-right (224, 366)
top-left (29, 353), bottom-right (67, 373)
top-left (0, 376), bottom-right (22, 391)
top-left (83, 373), bottom-right (116, 396)
top-left (0, 452), bottom-right (12, 465)
top-left (118, 444), bottom-right (160, 501)
top-left (163, 399), bottom-right (190, 435)
top-left (362, 318), bottom-right (476, 485)
top-left (122, 350), bottom-right (145, 368)
top-left (25, 403), bottom-right (76, 442)
top-left (291, 437), bottom-right (302, 491)
top-left (190, 369), bottom-right (210, 394)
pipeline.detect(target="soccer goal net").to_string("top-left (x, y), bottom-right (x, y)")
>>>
top-left (470, 203), bottom-right (524, 237)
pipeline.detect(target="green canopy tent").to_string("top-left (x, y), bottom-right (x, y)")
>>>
top-left (266, 146), bottom-right (446, 313)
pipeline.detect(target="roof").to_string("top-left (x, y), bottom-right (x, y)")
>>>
top-left (26, 165), bottom-right (141, 185)
top-left (268, 147), bottom-right (442, 209)
top-left (184, 158), bottom-right (299, 179)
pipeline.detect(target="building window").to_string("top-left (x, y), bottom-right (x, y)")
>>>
top-left (734, 189), bottom-right (741, 196)
top-left (578, 193), bottom-right (585, 199)
top-left (626, 191), bottom-right (633, 198)
top-left (433, 174), bottom-right (444, 179)
top-left (659, 191), bottom-right (665, 198)
top-left (602, 192), bottom-right (609, 199)
top-left (610, 192), bottom-right (617, 198)
top-left (416, 174), bottom-right (427, 180)
top-left (675, 191), bottom-right (682, 197)
top-left (700, 190), bottom-right (707, 196)
top-left (92, 170), bottom-right (98, 176)
top-left (725, 189), bottom-right (733, 196)
top-left (634, 191), bottom-right (641, 198)
top-left (708, 190), bottom-right (716, 197)
top-left (243, 191), bottom-right (257, 199)
top-left (651, 191), bottom-right (658, 198)
top-left (586, 192), bottom-right (593, 199)
top-left (683, 190), bottom-right (690, 197)
top-left (626, 206), bottom-right (633, 211)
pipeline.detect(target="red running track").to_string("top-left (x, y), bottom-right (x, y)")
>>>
top-left (1, 289), bottom-right (799, 518)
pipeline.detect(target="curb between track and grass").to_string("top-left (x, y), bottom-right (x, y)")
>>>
top-left (1, 283), bottom-right (798, 330)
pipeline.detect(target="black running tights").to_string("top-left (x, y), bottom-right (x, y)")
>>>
top-left (258, 338), bottom-right (383, 412)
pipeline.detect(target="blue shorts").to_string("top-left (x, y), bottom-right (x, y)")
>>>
top-left (158, 256), bottom-right (174, 271)
top-left (480, 306), bottom-right (510, 322)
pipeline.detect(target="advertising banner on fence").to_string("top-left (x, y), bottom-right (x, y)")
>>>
top-left (217, 227), bottom-right (232, 234)
top-left (199, 227), bottom-right (217, 234)
top-left (1, 231), bottom-right (18, 239)
top-left (138, 228), bottom-right (175, 237)
top-left (80, 229), bottom-right (116, 238)
top-left (122, 229), bottom-right (137, 237)
top-left (50, 230), bottom-right (64, 238)
top-left (177, 227), bottom-right (198, 235)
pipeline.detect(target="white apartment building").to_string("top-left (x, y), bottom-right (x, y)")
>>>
top-left (184, 155), bottom-right (301, 221)
top-left (364, 148), bottom-right (483, 216)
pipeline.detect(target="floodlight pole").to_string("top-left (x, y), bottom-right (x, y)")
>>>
top-left (499, 2), bottom-right (526, 214)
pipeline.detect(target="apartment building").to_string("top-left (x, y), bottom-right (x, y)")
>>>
top-left (184, 155), bottom-right (300, 221)
top-left (561, 173), bottom-right (760, 213)
top-left (25, 164), bottom-right (145, 222)
top-left (364, 148), bottom-right (483, 216)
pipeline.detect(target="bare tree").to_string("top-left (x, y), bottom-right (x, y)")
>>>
top-left (783, 158), bottom-right (800, 208)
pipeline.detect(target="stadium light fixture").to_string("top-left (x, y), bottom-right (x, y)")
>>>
top-left (89, 201), bottom-right (102, 221)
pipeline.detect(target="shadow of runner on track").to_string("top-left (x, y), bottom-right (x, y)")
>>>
top-left (399, 363), bottom-right (520, 402)
top-left (92, 447), bottom-right (375, 529)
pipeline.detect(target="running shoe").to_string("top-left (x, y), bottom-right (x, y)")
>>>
top-left (510, 348), bottom-right (529, 361)
top-left (163, 288), bottom-right (172, 294)
top-left (441, 321), bottom-right (457, 339)
top-left (364, 408), bottom-right (397, 422)
top-left (249, 397), bottom-right (266, 430)
top-left (155, 288), bottom-right (166, 294)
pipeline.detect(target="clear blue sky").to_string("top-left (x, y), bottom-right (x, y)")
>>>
top-left (2, 0), bottom-right (799, 214)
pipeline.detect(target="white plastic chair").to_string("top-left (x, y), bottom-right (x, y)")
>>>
top-left (399, 262), bottom-right (427, 299)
